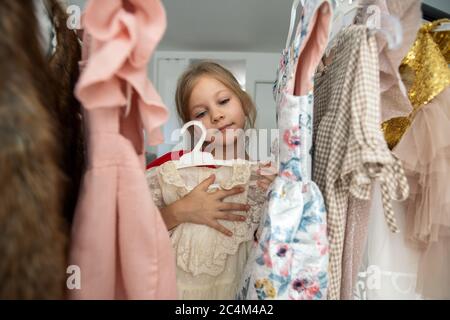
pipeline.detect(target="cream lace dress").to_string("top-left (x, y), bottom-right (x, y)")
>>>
top-left (146, 161), bottom-right (266, 300)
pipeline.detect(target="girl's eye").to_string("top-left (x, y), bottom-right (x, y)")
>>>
top-left (195, 111), bottom-right (206, 119)
top-left (219, 98), bottom-right (230, 105)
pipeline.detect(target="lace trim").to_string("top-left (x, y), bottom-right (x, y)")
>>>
top-left (222, 162), bottom-right (252, 190)
top-left (158, 161), bottom-right (253, 190)
top-left (157, 161), bottom-right (265, 277)
top-left (158, 162), bottom-right (186, 189)
top-left (172, 219), bottom-right (252, 277)
top-left (146, 168), bottom-right (164, 208)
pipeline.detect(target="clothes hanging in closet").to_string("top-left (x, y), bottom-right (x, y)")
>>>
top-left (391, 19), bottom-right (450, 300)
top-left (356, 183), bottom-right (422, 300)
top-left (46, 0), bottom-right (86, 225)
top-left (237, 0), bottom-right (332, 300)
top-left (69, 0), bottom-right (177, 299)
top-left (339, 0), bottom-right (422, 300)
top-left (360, 0), bottom-right (422, 131)
top-left (146, 161), bottom-right (266, 299)
top-left (382, 18), bottom-right (450, 150)
top-left (312, 25), bottom-right (409, 300)
top-left (0, 0), bottom-right (83, 299)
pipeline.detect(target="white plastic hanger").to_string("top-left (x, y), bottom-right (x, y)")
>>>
top-left (433, 22), bottom-right (450, 32)
top-left (277, 0), bottom-right (304, 89)
top-left (285, 0), bottom-right (304, 48)
top-left (174, 121), bottom-right (254, 169)
top-left (366, 6), bottom-right (403, 50)
top-left (325, 0), bottom-right (361, 56)
top-left (329, 1), bottom-right (360, 42)
top-left (325, 0), bottom-right (402, 55)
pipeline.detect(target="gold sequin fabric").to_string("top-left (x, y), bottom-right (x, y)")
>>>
top-left (382, 116), bottom-right (411, 150)
top-left (382, 19), bottom-right (450, 149)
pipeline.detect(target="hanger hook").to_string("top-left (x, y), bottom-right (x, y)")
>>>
top-left (180, 120), bottom-right (207, 152)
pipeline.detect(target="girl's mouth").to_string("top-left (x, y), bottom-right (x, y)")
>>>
top-left (219, 123), bottom-right (233, 132)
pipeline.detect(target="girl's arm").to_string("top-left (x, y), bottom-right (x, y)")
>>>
top-left (159, 202), bottom-right (181, 231)
top-left (159, 174), bottom-right (249, 237)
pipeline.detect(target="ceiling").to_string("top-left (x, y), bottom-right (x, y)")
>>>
top-left (160, 0), bottom-right (291, 52)
top-left (68, 0), bottom-right (450, 53)
top-left (160, 0), bottom-right (450, 52)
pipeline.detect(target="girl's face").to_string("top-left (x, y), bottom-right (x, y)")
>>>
top-left (188, 75), bottom-right (246, 146)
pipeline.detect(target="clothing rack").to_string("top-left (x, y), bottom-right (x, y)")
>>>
top-left (422, 3), bottom-right (450, 22)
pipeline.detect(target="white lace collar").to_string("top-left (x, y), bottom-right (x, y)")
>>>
top-left (158, 160), bottom-right (254, 191)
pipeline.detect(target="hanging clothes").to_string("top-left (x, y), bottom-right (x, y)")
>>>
top-left (146, 161), bottom-right (266, 299)
top-left (339, 0), bottom-right (422, 300)
top-left (69, 0), bottom-right (177, 299)
top-left (312, 25), bottom-right (409, 300)
top-left (45, 0), bottom-right (85, 225)
top-left (237, 0), bottom-right (332, 300)
top-left (360, 86), bottom-right (450, 300)
top-left (382, 19), bottom-right (450, 149)
top-left (376, 0), bottom-right (422, 151)
top-left (356, 184), bottom-right (422, 300)
top-left (391, 20), bottom-right (450, 299)
top-left (394, 88), bottom-right (450, 300)
top-left (339, 196), bottom-right (371, 300)
top-left (355, 18), bottom-right (450, 302)
top-left (359, 0), bottom-right (422, 132)
top-left (0, 0), bottom-right (83, 299)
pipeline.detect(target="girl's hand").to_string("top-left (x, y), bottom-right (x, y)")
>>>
top-left (171, 174), bottom-right (249, 237)
top-left (256, 162), bottom-right (277, 192)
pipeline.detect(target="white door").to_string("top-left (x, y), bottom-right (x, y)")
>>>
top-left (153, 58), bottom-right (189, 156)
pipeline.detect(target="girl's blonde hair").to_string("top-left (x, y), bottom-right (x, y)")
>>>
top-left (175, 61), bottom-right (256, 129)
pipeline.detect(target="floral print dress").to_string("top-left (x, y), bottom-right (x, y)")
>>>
top-left (236, 0), bottom-right (333, 300)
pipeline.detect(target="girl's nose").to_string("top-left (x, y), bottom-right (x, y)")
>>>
top-left (211, 110), bottom-right (225, 123)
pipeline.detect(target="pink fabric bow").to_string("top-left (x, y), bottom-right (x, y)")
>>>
top-left (76, 0), bottom-right (168, 145)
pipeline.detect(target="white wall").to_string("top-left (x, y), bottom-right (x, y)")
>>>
top-left (150, 51), bottom-right (280, 100)
top-left (148, 51), bottom-right (280, 158)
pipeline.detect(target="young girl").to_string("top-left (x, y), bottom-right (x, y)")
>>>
top-left (146, 61), bottom-right (276, 299)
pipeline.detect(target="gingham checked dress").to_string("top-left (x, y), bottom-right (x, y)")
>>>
top-left (312, 25), bottom-right (409, 300)
top-left (236, 0), bottom-right (332, 300)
